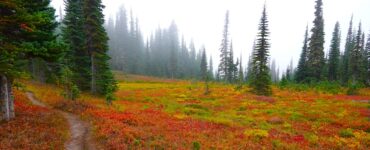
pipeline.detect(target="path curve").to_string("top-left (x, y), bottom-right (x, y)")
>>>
top-left (26, 92), bottom-right (96, 150)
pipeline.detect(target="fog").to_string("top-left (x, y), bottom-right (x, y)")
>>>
top-left (51, 0), bottom-right (370, 71)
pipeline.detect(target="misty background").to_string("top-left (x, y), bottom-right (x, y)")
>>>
top-left (51, 0), bottom-right (370, 73)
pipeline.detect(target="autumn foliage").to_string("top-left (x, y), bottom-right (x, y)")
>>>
top-left (18, 75), bottom-right (370, 149)
top-left (0, 89), bottom-right (68, 150)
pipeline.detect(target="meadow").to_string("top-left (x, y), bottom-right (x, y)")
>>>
top-left (17, 74), bottom-right (370, 149)
top-left (0, 89), bottom-right (68, 149)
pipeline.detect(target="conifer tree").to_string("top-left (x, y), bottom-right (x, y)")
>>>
top-left (328, 22), bottom-right (341, 81)
top-left (144, 40), bottom-right (151, 75)
top-left (296, 26), bottom-right (309, 82)
top-left (189, 40), bottom-right (197, 78)
top-left (200, 47), bottom-right (208, 81)
top-left (228, 41), bottom-right (237, 83)
top-left (83, 0), bottom-right (117, 102)
top-left (307, 0), bottom-right (325, 82)
top-left (209, 56), bottom-right (214, 80)
top-left (246, 56), bottom-right (253, 83)
top-left (239, 55), bottom-right (244, 83)
top-left (342, 16), bottom-right (354, 84)
top-left (218, 11), bottom-right (230, 82)
top-left (270, 59), bottom-right (278, 83)
top-left (200, 47), bottom-right (210, 94)
top-left (1, 0), bottom-right (62, 120)
top-left (236, 55), bottom-right (244, 89)
top-left (250, 5), bottom-right (272, 96)
top-left (285, 59), bottom-right (294, 82)
top-left (349, 23), bottom-right (363, 84)
top-left (63, 0), bottom-right (90, 90)
top-left (169, 21), bottom-right (179, 79)
top-left (0, 0), bottom-right (29, 121)
top-left (360, 33), bottom-right (368, 85)
top-left (246, 41), bottom-right (256, 83)
top-left (365, 34), bottom-right (370, 85)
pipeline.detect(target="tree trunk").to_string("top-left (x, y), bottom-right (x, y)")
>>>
top-left (0, 75), bottom-right (14, 121)
top-left (91, 53), bottom-right (96, 94)
top-left (7, 77), bottom-right (14, 119)
top-left (32, 58), bottom-right (36, 80)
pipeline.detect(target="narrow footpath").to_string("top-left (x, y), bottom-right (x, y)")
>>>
top-left (26, 92), bottom-right (97, 150)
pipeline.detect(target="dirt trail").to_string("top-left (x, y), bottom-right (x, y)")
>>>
top-left (26, 92), bottom-right (96, 150)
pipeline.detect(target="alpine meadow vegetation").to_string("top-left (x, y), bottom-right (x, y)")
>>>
top-left (1, 0), bottom-right (369, 149)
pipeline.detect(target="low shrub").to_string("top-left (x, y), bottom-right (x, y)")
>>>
top-left (339, 128), bottom-right (354, 138)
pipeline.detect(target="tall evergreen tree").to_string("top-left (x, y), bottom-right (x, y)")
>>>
top-left (270, 59), bottom-right (278, 83)
top-left (200, 48), bottom-right (210, 95)
top-left (250, 5), bottom-right (272, 96)
top-left (1, 0), bottom-right (62, 120)
top-left (218, 11), bottom-right (230, 82)
top-left (0, 0), bottom-right (29, 121)
top-left (246, 41), bottom-right (256, 83)
top-left (144, 40), bottom-right (151, 75)
top-left (341, 16), bottom-right (354, 84)
top-left (238, 54), bottom-right (244, 86)
top-left (62, 0), bottom-right (90, 90)
top-left (296, 26), bottom-right (309, 82)
top-left (209, 56), bottom-right (214, 80)
top-left (285, 59), bottom-right (294, 82)
top-left (83, 0), bottom-right (117, 102)
top-left (328, 22), bottom-right (341, 81)
top-left (200, 47), bottom-right (207, 81)
top-left (360, 32), bottom-right (367, 85)
top-left (189, 40), bottom-right (197, 78)
top-left (349, 23), bottom-right (363, 84)
top-left (113, 6), bottom-right (129, 71)
top-left (365, 34), bottom-right (370, 85)
top-left (307, 0), bottom-right (325, 82)
top-left (228, 41), bottom-right (237, 83)
top-left (168, 21), bottom-right (179, 79)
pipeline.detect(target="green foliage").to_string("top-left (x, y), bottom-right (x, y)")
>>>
top-left (227, 42), bottom-right (238, 83)
top-left (71, 85), bottom-right (80, 99)
top-left (60, 67), bottom-right (80, 100)
top-left (0, 0), bottom-right (62, 79)
top-left (314, 81), bottom-right (342, 94)
top-left (349, 23), bottom-right (366, 84)
top-left (218, 11), bottom-right (230, 82)
top-left (279, 80), bottom-right (343, 94)
top-left (62, 0), bottom-right (90, 91)
top-left (250, 5), bottom-right (272, 96)
top-left (200, 48), bottom-right (208, 81)
top-left (347, 83), bottom-right (360, 95)
top-left (272, 140), bottom-right (283, 149)
top-left (307, 0), bottom-right (325, 82)
top-left (192, 141), bottom-right (201, 150)
top-left (279, 76), bottom-right (289, 89)
top-left (289, 112), bottom-right (305, 121)
top-left (328, 22), bottom-right (341, 81)
top-left (82, 0), bottom-right (118, 102)
top-left (341, 17), bottom-right (355, 84)
top-left (339, 128), bottom-right (354, 138)
top-left (244, 129), bottom-right (269, 139)
top-left (305, 133), bottom-right (319, 145)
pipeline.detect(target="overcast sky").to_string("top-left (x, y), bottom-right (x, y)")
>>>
top-left (51, 0), bottom-right (370, 72)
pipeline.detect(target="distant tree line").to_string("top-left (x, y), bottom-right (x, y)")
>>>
top-left (106, 6), bottom-right (214, 80)
top-left (287, 0), bottom-right (369, 88)
top-left (106, 1), bottom-right (369, 97)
